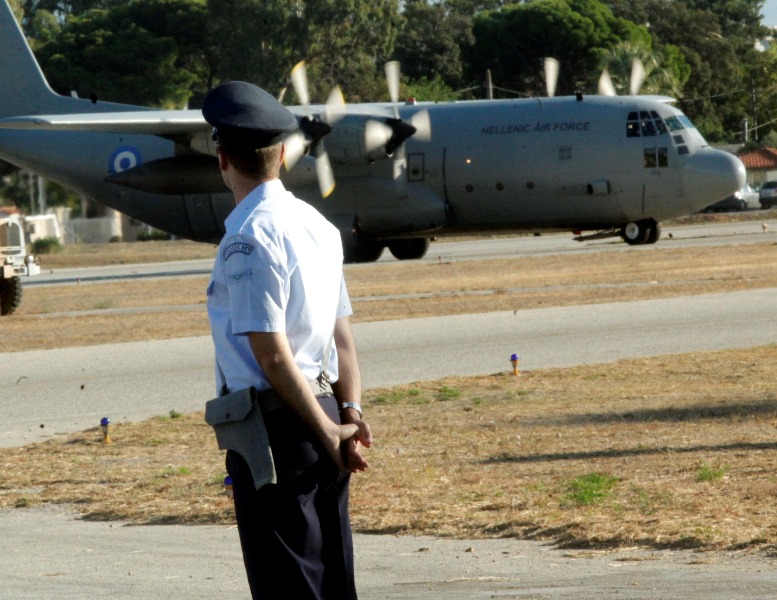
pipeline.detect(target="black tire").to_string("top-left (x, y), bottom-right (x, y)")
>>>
top-left (344, 241), bottom-right (384, 264)
top-left (0, 276), bottom-right (23, 316)
top-left (646, 221), bottom-right (662, 244)
top-left (388, 238), bottom-right (430, 261)
top-left (621, 221), bottom-right (651, 245)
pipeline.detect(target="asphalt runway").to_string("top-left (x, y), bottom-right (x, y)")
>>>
top-left (3, 224), bottom-right (777, 598)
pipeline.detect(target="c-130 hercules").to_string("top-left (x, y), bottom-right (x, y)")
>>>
top-left (0, 0), bottom-right (743, 267)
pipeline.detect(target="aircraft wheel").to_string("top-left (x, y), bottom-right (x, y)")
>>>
top-left (646, 220), bottom-right (661, 244)
top-left (344, 240), bottom-right (384, 264)
top-left (388, 238), bottom-right (430, 261)
top-left (0, 276), bottom-right (23, 316)
top-left (621, 221), bottom-right (651, 245)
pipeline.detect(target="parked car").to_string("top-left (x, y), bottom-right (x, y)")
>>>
top-left (759, 180), bottom-right (777, 209)
top-left (703, 183), bottom-right (759, 212)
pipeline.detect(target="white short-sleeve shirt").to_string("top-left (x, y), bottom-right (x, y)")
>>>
top-left (207, 179), bottom-right (352, 394)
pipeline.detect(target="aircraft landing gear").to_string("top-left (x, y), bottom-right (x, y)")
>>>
top-left (344, 240), bottom-right (384, 263)
top-left (621, 219), bottom-right (661, 245)
top-left (0, 275), bottom-right (23, 315)
top-left (388, 238), bottom-right (430, 260)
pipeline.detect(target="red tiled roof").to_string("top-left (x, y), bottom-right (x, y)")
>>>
top-left (739, 147), bottom-right (777, 169)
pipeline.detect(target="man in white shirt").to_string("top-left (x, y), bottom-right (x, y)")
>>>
top-left (203, 81), bottom-right (371, 599)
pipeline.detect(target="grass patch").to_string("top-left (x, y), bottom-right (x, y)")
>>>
top-left (697, 462), bottom-right (727, 482)
top-left (564, 473), bottom-right (619, 506)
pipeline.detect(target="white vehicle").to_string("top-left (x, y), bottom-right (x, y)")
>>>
top-left (0, 213), bottom-right (40, 315)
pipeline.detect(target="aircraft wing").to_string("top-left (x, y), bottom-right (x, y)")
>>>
top-left (0, 102), bottom-right (409, 135)
top-left (0, 109), bottom-right (209, 135)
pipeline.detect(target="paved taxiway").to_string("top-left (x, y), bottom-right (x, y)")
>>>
top-left (2, 222), bottom-right (777, 598)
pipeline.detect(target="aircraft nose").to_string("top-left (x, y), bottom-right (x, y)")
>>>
top-left (682, 148), bottom-right (745, 212)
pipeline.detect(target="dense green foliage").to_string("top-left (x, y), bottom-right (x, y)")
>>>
top-left (3, 0), bottom-right (777, 212)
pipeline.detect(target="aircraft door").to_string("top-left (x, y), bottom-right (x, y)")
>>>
top-left (623, 110), bottom-right (683, 220)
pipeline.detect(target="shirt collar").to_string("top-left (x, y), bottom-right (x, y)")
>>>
top-left (224, 178), bottom-right (287, 232)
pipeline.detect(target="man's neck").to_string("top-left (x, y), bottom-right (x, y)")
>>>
top-left (232, 175), bottom-right (277, 205)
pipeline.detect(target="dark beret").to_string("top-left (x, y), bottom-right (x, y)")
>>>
top-left (202, 81), bottom-right (298, 148)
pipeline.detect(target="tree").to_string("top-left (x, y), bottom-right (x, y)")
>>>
top-left (446, 0), bottom-right (507, 17)
top-left (604, 0), bottom-right (757, 141)
top-left (206, 0), bottom-right (401, 104)
top-left (598, 41), bottom-right (689, 97)
top-left (8, 0), bottom-right (23, 21)
top-left (467, 0), bottom-right (649, 98)
top-left (393, 0), bottom-right (474, 91)
top-left (34, 0), bottom-right (209, 107)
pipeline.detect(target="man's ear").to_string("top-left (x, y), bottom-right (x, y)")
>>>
top-left (217, 148), bottom-right (229, 172)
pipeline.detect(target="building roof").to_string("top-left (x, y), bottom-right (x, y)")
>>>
top-left (739, 147), bottom-right (777, 170)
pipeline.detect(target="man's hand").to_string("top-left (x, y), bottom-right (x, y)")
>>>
top-left (340, 410), bottom-right (372, 473)
top-left (321, 422), bottom-right (360, 472)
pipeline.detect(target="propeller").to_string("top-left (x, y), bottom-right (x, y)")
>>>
top-left (630, 58), bottom-right (646, 96)
top-left (544, 57), bottom-right (559, 97)
top-left (364, 62), bottom-right (431, 154)
top-left (598, 69), bottom-right (616, 96)
top-left (285, 60), bottom-right (345, 198)
top-left (596, 58), bottom-right (646, 96)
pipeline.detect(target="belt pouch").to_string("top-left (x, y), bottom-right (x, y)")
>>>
top-left (205, 387), bottom-right (276, 490)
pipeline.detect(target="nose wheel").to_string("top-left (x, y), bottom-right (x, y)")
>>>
top-left (621, 219), bottom-right (661, 245)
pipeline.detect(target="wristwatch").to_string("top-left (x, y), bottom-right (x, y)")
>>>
top-left (339, 402), bottom-right (363, 418)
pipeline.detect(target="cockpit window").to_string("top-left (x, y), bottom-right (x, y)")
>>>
top-left (678, 115), bottom-right (695, 129)
top-left (627, 110), bottom-right (668, 138)
top-left (664, 116), bottom-right (684, 132)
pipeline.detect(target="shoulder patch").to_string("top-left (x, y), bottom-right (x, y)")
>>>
top-left (223, 241), bottom-right (255, 261)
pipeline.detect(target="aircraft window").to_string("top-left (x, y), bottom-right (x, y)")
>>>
top-left (641, 119), bottom-right (657, 136)
top-left (664, 116), bottom-right (684, 132)
top-left (627, 121), bottom-right (640, 137)
top-left (678, 115), bottom-right (695, 129)
top-left (639, 111), bottom-right (651, 120)
top-left (673, 134), bottom-right (685, 144)
top-left (678, 146), bottom-right (689, 155)
top-left (658, 147), bottom-right (668, 167)
top-left (655, 119), bottom-right (667, 135)
top-left (559, 146), bottom-right (572, 160)
top-left (628, 112), bottom-right (638, 120)
top-left (644, 148), bottom-right (657, 168)
top-left (650, 111), bottom-right (660, 119)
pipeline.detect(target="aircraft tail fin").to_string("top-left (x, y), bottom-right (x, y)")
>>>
top-left (0, 0), bottom-right (74, 118)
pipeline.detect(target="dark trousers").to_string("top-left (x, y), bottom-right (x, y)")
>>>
top-left (226, 394), bottom-right (357, 599)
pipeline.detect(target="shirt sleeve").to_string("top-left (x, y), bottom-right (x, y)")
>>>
top-left (222, 233), bottom-right (288, 334)
top-left (337, 273), bottom-right (353, 319)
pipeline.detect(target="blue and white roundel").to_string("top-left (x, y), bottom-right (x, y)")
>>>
top-left (109, 146), bottom-right (142, 174)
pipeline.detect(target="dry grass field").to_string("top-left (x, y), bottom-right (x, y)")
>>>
top-left (9, 238), bottom-right (777, 351)
top-left (3, 229), bottom-right (777, 554)
top-left (2, 348), bottom-right (776, 553)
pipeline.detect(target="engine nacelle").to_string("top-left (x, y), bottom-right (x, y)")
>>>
top-left (324, 114), bottom-right (395, 164)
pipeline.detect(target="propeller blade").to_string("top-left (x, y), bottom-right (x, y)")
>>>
top-left (385, 61), bottom-right (401, 118)
top-left (410, 109), bottom-right (431, 141)
top-left (365, 119), bottom-right (393, 153)
top-left (283, 131), bottom-right (306, 170)
top-left (290, 61), bottom-right (310, 106)
top-left (544, 57), bottom-right (559, 97)
top-left (315, 151), bottom-right (335, 198)
top-left (324, 85), bottom-right (346, 124)
top-left (598, 68), bottom-right (616, 96)
top-left (630, 58), bottom-right (646, 96)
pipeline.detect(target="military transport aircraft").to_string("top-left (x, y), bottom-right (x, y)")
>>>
top-left (0, 0), bottom-right (744, 266)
